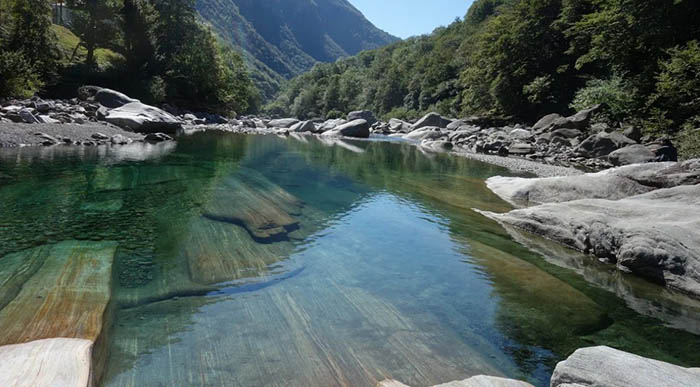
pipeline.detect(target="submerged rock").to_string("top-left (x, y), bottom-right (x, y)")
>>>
top-left (551, 346), bottom-right (700, 387)
top-left (202, 170), bottom-right (303, 243)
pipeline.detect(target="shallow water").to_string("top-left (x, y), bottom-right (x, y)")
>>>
top-left (1, 132), bottom-right (700, 387)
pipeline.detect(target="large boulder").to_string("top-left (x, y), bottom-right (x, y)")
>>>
top-left (551, 346), bottom-right (700, 387)
top-left (646, 139), bottom-right (678, 162)
top-left (267, 118), bottom-right (299, 128)
top-left (317, 118), bottom-right (346, 132)
top-left (105, 102), bottom-right (182, 134)
top-left (347, 110), bottom-right (377, 125)
top-left (576, 132), bottom-right (636, 158)
top-left (388, 118), bottom-right (411, 133)
top-left (94, 88), bottom-right (138, 109)
top-left (533, 105), bottom-right (602, 133)
top-left (480, 184), bottom-right (700, 296)
top-left (321, 119), bottom-right (370, 138)
top-left (412, 112), bottom-right (452, 130)
top-left (485, 160), bottom-right (700, 206)
top-left (404, 126), bottom-right (445, 141)
top-left (290, 120), bottom-right (316, 133)
top-left (608, 144), bottom-right (656, 166)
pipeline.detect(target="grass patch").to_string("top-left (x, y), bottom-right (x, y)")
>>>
top-left (51, 24), bottom-right (122, 68)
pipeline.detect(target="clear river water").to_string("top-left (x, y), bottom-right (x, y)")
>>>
top-left (1, 132), bottom-right (700, 387)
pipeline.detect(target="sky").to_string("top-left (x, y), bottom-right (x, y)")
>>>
top-left (349, 0), bottom-right (474, 39)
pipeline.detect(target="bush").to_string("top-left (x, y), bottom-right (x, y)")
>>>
top-left (655, 40), bottom-right (700, 126)
top-left (325, 110), bottom-right (343, 119)
top-left (677, 117), bottom-right (700, 160)
top-left (570, 76), bottom-right (637, 124)
top-left (0, 51), bottom-right (42, 98)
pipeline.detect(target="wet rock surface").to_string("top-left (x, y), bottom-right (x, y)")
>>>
top-left (481, 160), bottom-right (700, 298)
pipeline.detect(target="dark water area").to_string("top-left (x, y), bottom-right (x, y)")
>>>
top-left (1, 132), bottom-right (700, 387)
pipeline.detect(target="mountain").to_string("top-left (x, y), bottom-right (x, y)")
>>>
top-left (195, 0), bottom-right (399, 98)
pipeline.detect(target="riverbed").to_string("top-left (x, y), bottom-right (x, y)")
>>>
top-left (1, 132), bottom-right (699, 386)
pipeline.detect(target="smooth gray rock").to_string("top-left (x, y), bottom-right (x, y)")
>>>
top-left (95, 88), bottom-right (138, 109)
top-left (144, 132), bottom-right (173, 142)
top-left (622, 125), bottom-right (643, 142)
top-left (321, 119), bottom-right (370, 138)
top-left (608, 144), bottom-right (656, 166)
top-left (485, 160), bottom-right (700, 207)
top-left (509, 128), bottom-right (532, 139)
top-left (377, 375), bottom-right (534, 387)
top-left (565, 104), bottom-right (602, 129)
top-left (19, 109), bottom-right (39, 124)
top-left (347, 110), bottom-right (377, 125)
top-left (532, 113), bottom-right (564, 133)
top-left (290, 120), bottom-right (316, 133)
top-left (420, 139), bottom-right (453, 152)
top-left (508, 142), bottom-right (534, 155)
top-left (551, 128), bottom-right (582, 139)
top-left (389, 118), bottom-right (411, 133)
top-left (481, 184), bottom-right (700, 296)
top-left (449, 127), bottom-right (481, 142)
top-left (646, 139), bottom-right (678, 162)
top-left (576, 132), bottom-right (636, 158)
top-left (105, 102), bottom-right (182, 134)
top-left (404, 126), bottom-right (444, 141)
top-left (317, 118), bottom-right (346, 132)
top-left (267, 118), bottom-right (299, 128)
top-left (551, 346), bottom-right (700, 387)
top-left (412, 112), bottom-right (451, 130)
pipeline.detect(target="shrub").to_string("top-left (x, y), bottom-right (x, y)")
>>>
top-left (0, 51), bottom-right (42, 98)
top-left (570, 76), bottom-right (637, 124)
top-left (677, 117), bottom-right (700, 160)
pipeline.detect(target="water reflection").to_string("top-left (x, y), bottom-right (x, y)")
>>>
top-left (1, 132), bottom-right (700, 387)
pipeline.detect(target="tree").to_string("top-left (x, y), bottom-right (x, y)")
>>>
top-left (67, 0), bottom-right (118, 67)
top-left (121, 0), bottom-right (155, 73)
top-left (0, 0), bottom-right (59, 97)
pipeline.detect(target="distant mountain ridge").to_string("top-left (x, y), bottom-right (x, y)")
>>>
top-left (196, 0), bottom-right (399, 98)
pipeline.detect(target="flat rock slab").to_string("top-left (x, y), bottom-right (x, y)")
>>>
top-left (486, 160), bottom-right (700, 207)
top-left (183, 217), bottom-right (295, 285)
top-left (480, 185), bottom-right (700, 297)
top-left (0, 122), bottom-right (144, 147)
top-left (0, 240), bottom-right (117, 345)
top-left (551, 346), bottom-right (700, 387)
top-left (0, 338), bottom-right (93, 387)
top-left (378, 375), bottom-right (533, 387)
top-left (203, 169), bottom-right (303, 243)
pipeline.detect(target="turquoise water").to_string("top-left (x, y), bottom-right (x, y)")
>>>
top-left (1, 132), bottom-right (700, 386)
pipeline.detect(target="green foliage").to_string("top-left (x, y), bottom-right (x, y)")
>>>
top-left (66, 0), bottom-right (120, 67)
top-left (655, 41), bottom-right (700, 127)
top-left (677, 121), bottom-right (700, 160)
top-left (270, 0), bottom-right (700, 145)
top-left (0, 0), bottom-right (59, 98)
top-left (570, 76), bottom-right (637, 124)
top-left (0, 51), bottom-right (42, 98)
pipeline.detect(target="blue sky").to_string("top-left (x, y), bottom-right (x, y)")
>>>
top-left (349, 0), bottom-right (474, 39)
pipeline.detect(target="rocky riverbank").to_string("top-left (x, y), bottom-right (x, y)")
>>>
top-left (379, 346), bottom-right (700, 387)
top-left (479, 160), bottom-right (700, 298)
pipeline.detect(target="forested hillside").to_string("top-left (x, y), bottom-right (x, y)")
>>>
top-left (270, 0), bottom-right (700, 151)
top-left (0, 0), bottom-right (259, 114)
top-left (196, 0), bottom-right (398, 99)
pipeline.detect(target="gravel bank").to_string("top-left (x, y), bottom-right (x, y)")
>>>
top-left (0, 122), bottom-right (143, 147)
